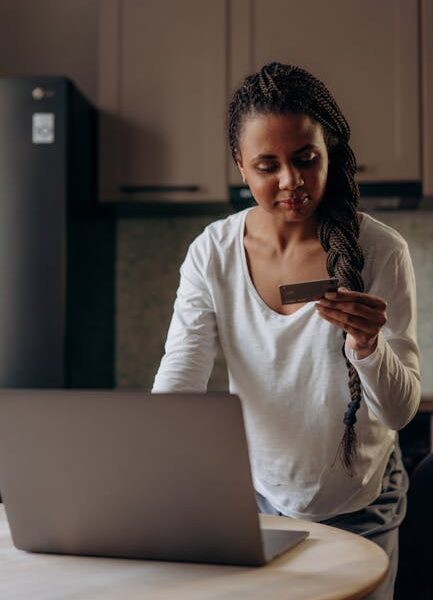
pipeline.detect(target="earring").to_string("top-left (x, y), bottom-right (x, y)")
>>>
top-left (242, 174), bottom-right (246, 184)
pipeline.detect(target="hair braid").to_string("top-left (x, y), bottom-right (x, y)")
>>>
top-left (228, 62), bottom-right (365, 474)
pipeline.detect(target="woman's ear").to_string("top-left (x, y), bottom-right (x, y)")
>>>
top-left (236, 160), bottom-right (246, 184)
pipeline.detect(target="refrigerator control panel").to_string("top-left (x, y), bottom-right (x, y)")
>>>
top-left (32, 113), bottom-right (55, 144)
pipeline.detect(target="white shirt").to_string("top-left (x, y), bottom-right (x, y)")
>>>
top-left (152, 209), bottom-right (421, 521)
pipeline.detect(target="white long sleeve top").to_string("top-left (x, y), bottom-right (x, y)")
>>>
top-left (152, 209), bottom-right (421, 521)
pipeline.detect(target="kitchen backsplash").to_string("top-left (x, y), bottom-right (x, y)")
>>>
top-left (116, 210), bottom-right (433, 395)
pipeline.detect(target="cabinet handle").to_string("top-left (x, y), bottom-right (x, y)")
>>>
top-left (119, 185), bottom-right (200, 193)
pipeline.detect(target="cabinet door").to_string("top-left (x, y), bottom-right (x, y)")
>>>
top-left (229, 0), bottom-right (420, 186)
top-left (99, 0), bottom-right (227, 202)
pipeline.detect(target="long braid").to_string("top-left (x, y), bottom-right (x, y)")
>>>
top-left (228, 62), bottom-right (365, 474)
top-left (318, 142), bottom-right (364, 474)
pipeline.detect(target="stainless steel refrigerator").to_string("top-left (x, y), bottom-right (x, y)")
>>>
top-left (0, 76), bottom-right (114, 388)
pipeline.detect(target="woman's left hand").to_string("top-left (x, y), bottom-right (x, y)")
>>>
top-left (316, 287), bottom-right (387, 359)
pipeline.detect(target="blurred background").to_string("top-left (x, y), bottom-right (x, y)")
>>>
top-left (0, 0), bottom-right (432, 469)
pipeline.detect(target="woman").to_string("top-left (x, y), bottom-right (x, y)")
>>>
top-left (153, 63), bottom-right (421, 599)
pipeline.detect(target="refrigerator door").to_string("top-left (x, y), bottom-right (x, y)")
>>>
top-left (0, 77), bottom-right (67, 387)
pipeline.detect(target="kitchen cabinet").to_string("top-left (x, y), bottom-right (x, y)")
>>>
top-left (229, 0), bottom-right (420, 188)
top-left (421, 0), bottom-right (433, 195)
top-left (98, 0), bottom-right (228, 202)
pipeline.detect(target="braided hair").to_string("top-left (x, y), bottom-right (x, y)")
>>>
top-left (228, 62), bottom-right (364, 475)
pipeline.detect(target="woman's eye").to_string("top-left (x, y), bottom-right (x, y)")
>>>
top-left (294, 153), bottom-right (318, 166)
top-left (256, 163), bottom-right (278, 173)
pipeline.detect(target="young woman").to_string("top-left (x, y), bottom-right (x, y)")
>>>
top-left (152, 63), bottom-right (420, 599)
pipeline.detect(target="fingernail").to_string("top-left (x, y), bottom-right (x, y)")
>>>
top-left (325, 292), bottom-right (337, 299)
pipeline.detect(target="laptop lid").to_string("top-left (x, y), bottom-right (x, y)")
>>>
top-left (0, 390), bottom-right (307, 566)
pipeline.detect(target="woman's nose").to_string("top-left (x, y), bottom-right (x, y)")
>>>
top-left (278, 165), bottom-right (304, 190)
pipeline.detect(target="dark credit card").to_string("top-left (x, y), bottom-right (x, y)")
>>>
top-left (279, 278), bottom-right (339, 305)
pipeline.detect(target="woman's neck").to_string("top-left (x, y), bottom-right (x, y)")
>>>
top-left (247, 206), bottom-right (320, 254)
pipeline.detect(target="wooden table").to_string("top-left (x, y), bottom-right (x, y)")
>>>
top-left (0, 505), bottom-right (388, 600)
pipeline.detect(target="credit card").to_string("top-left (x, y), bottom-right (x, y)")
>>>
top-left (279, 278), bottom-right (339, 305)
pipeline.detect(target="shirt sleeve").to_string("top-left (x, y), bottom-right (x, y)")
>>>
top-left (345, 243), bottom-right (421, 430)
top-left (152, 233), bottom-right (218, 392)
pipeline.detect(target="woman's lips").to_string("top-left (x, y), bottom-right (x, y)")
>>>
top-left (277, 194), bottom-right (310, 207)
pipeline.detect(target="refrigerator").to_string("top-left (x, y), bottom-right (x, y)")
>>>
top-left (0, 76), bottom-right (115, 388)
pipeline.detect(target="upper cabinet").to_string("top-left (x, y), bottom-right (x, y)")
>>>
top-left (99, 0), bottom-right (421, 202)
top-left (421, 0), bottom-right (433, 196)
top-left (98, 0), bottom-right (228, 202)
top-left (229, 0), bottom-right (420, 187)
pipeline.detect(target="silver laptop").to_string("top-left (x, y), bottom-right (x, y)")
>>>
top-left (0, 390), bottom-right (308, 566)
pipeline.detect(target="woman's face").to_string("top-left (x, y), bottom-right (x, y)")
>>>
top-left (237, 112), bottom-right (329, 223)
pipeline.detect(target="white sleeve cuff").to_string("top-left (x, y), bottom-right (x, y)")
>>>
top-left (344, 331), bottom-right (386, 367)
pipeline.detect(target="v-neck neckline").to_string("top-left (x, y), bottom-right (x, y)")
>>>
top-left (238, 208), bottom-right (367, 321)
top-left (238, 208), bottom-right (315, 321)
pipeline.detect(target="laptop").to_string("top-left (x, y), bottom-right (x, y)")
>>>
top-left (0, 390), bottom-right (308, 566)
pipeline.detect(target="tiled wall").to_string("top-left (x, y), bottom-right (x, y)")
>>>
top-left (116, 210), bottom-right (433, 395)
top-left (116, 211), bottom-right (230, 392)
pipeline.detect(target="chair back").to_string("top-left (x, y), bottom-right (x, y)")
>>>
top-left (395, 452), bottom-right (433, 599)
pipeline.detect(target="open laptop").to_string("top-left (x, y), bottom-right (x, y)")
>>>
top-left (0, 390), bottom-right (308, 566)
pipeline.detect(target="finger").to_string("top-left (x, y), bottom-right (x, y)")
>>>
top-left (316, 308), bottom-right (374, 343)
top-left (318, 298), bottom-right (387, 327)
top-left (324, 289), bottom-right (387, 310)
top-left (316, 304), bottom-right (382, 335)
